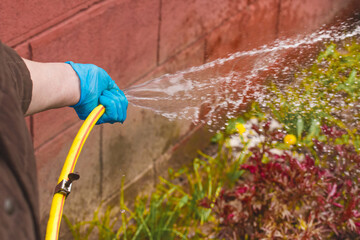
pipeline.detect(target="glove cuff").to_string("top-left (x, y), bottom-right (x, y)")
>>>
top-left (65, 61), bottom-right (82, 108)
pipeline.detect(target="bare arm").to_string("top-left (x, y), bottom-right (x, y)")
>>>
top-left (23, 59), bottom-right (128, 124)
top-left (23, 59), bottom-right (81, 115)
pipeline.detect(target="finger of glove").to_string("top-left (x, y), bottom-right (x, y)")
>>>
top-left (107, 78), bottom-right (118, 90)
top-left (98, 95), bottom-right (117, 124)
top-left (109, 88), bottom-right (128, 121)
top-left (104, 89), bottom-right (127, 123)
top-left (98, 90), bottom-right (125, 124)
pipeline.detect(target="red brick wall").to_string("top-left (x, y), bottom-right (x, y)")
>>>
top-left (1, 0), bottom-right (359, 238)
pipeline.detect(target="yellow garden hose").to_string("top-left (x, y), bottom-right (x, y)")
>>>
top-left (45, 105), bottom-right (105, 240)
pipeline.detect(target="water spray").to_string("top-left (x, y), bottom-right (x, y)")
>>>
top-left (45, 18), bottom-right (360, 239)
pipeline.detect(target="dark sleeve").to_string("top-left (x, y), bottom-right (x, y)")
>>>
top-left (0, 42), bottom-right (40, 239)
top-left (0, 41), bottom-right (32, 113)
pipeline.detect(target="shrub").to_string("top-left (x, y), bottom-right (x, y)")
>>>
top-left (204, 40), bottom-right (360, 239)
top-left (207, 118), bottom-right (360, 239)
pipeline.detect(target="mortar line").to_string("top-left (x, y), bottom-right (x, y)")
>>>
top-left (99, 125), bottom-right (103, 199)
top-left (153, 157), bottom-right (157, 188)
top-left (28, 42), bottom-right (33, 60)
top-left (156, 0), bottom-right (163, 66)
top-left (275, 0), bottom-right (282, 38)
top-left (203, 38), bottom-right (208, 63)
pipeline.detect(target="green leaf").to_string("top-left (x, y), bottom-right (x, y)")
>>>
top-left (307, 119), bottom-right (320, 139)
top-left (226, 117), bottom-right (245, 134)
top-left (211, 132), bottom-right (223, 143)
top-left (178, 195), bottom-right (189, 208)
top-left (347, 69), bottom-right (357, 84)
top-left (297, 116), bottom-right (304, 139)
top-left (317, 44), bottom-right (336, 61)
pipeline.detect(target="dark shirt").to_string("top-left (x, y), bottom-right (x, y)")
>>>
top-left (0, 42), bottom-right (40, 239)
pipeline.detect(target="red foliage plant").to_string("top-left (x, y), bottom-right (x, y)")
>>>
top-left (201, 121), bottom-right (360, 239)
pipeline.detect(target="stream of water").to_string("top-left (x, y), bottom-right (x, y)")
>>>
top-left (124, 19), bottom-right (360, 129)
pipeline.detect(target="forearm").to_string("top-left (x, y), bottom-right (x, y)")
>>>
top-left (23, 59), bottom-right (80, 115)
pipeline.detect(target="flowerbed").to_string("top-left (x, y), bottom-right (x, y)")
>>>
top-left (66, 39), bottom-right (360, 239)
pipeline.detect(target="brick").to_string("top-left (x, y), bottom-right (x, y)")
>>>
top-left (128, 38), bottom-right (205, 87)
top-left (101, 104), bottom-right (184, 201)
top-left (155, 39), bottom-right (206, 76)
top-left (205, 0), bottom-right (280, 61)
top-left (30, 0), bottom-right (159, 88)
top-left (35, 122), bottom-right (101, 238)
top-left (278, 0), bottom-right (359, 38)
top-left (33, 107), bottom-right (80, 149)
top-left (0, 0), bottom-right (98, 46)
top-left (159, 0), bottom-right (249, 64)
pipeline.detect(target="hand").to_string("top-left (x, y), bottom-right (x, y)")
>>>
top-left (66, 61), bottom-right (128, 124)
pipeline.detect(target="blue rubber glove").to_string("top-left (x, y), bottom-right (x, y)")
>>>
top-left (66, 61), bottom-right (128, 124)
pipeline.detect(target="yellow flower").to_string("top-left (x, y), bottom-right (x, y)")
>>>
top-left (235, 123), bottom-right (246, 135)
top-left (284, 134), bottom-right (297, 145)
